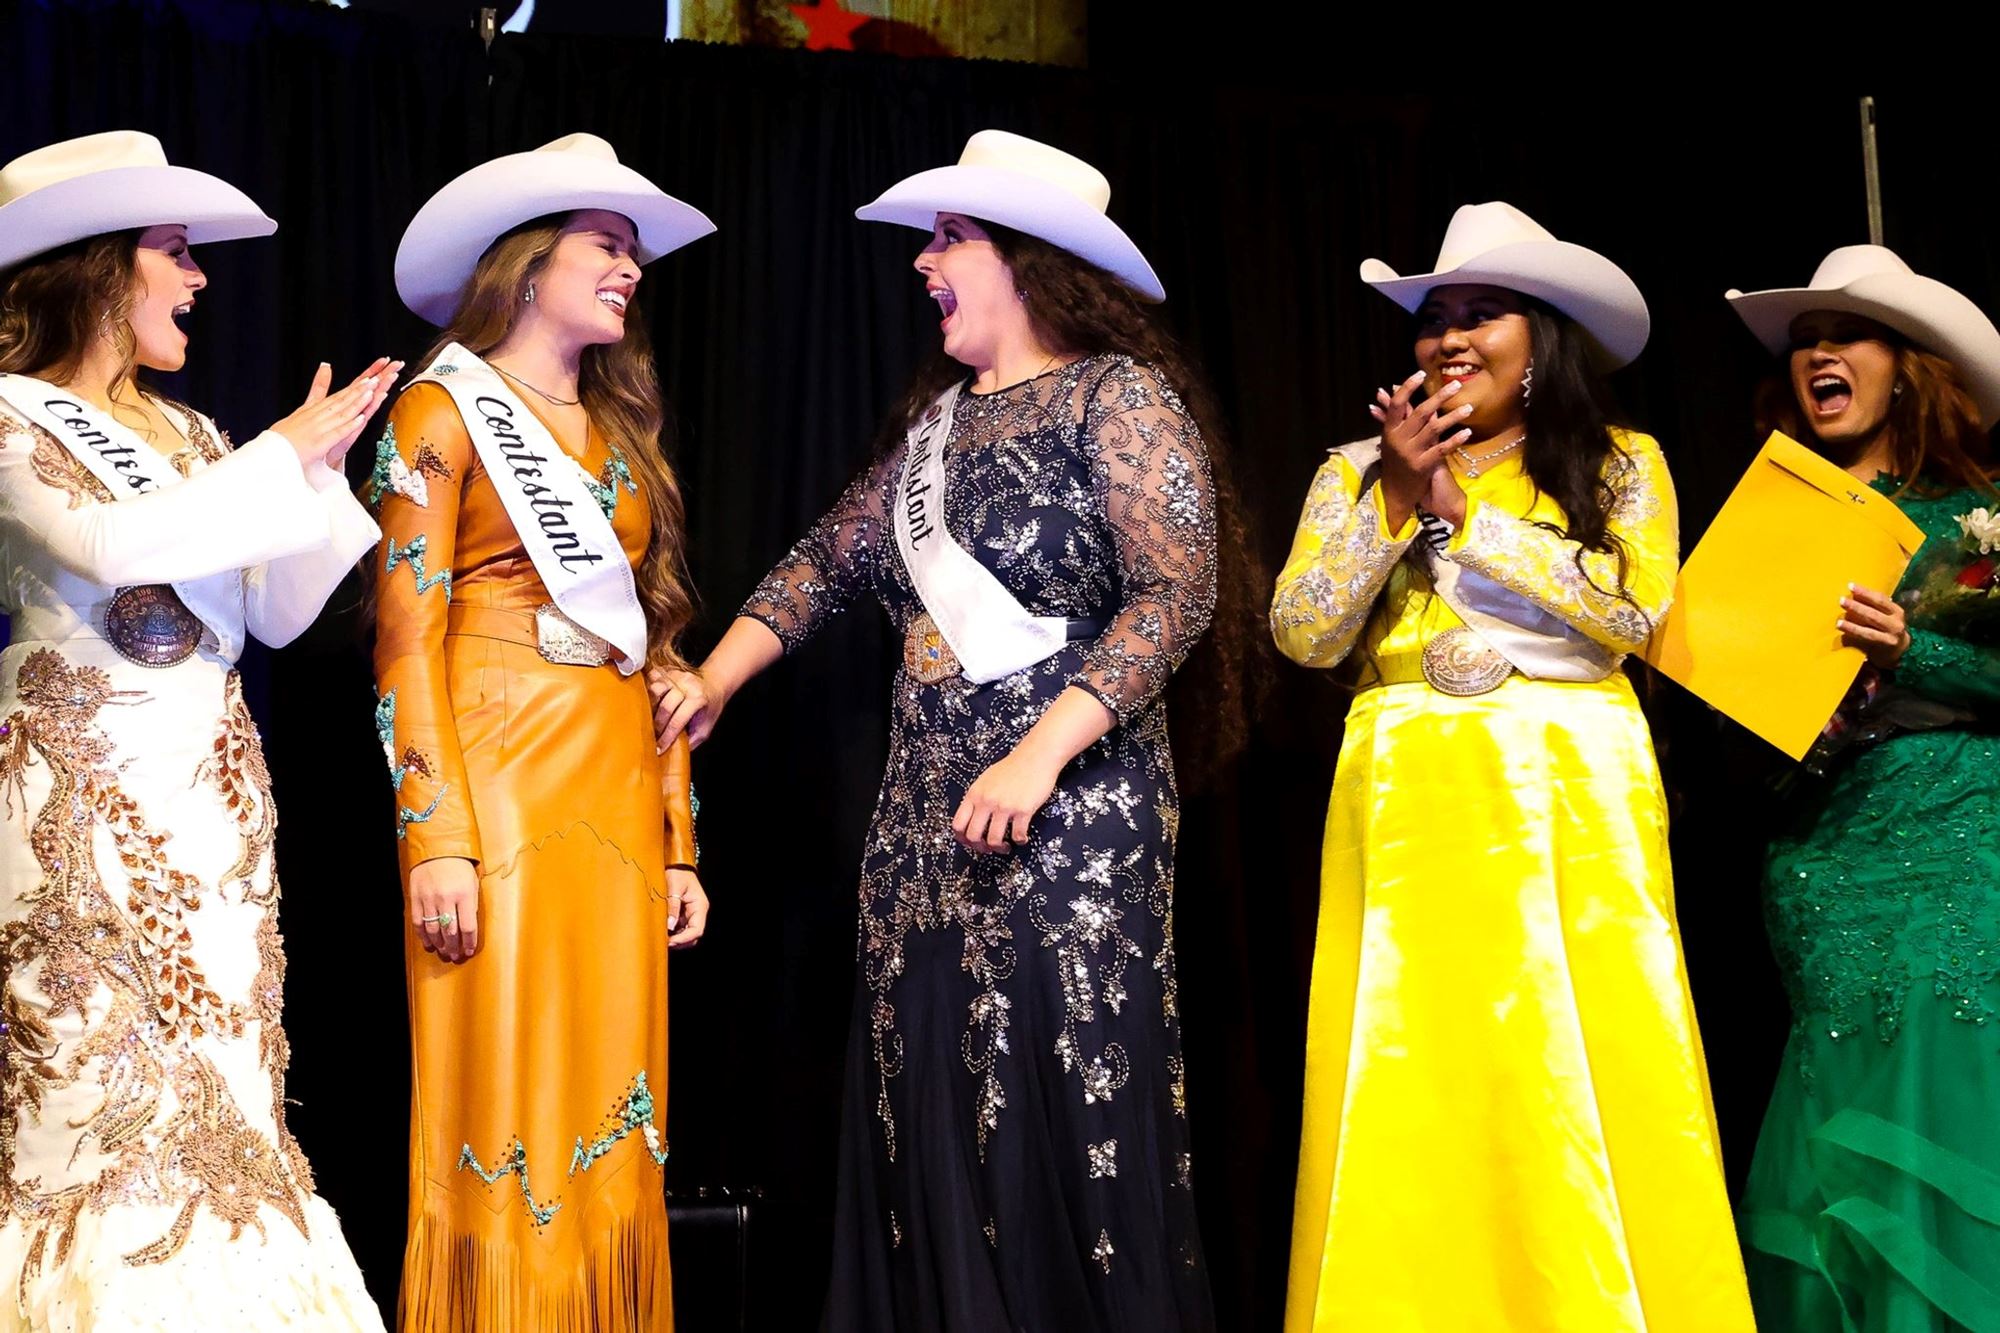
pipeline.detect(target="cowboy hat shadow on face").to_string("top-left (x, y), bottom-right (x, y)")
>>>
top-left (1785, 310), bottom-right (1901, 451)
top-left (125, 224), bottom-right (210, 375)
top-left (1413, 283), bottom-right (1534, 440)
top-left (913, 212), bottom-right (1041, 379)
top-left (502, 209), bottom-right (644, 359)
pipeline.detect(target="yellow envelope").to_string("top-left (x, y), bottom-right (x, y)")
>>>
top-left (1644, 431), bottom-right (1927, 760)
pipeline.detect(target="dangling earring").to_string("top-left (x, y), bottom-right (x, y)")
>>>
top-left (1520, 357), bottom-right (1535, 408)
top-left (1016, 289), bottom-right (1027, 302)
top-left (523, 283), bottom-right (536, 304)
top-left (1892, 381), bottom-right (1905, 397)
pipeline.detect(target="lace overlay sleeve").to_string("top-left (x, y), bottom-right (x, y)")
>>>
top-left (1066, 360), bottom-right (1217, 723)
top-left (1270, 443), bottom-right (1415, 669)
top-left (738, 449), bottom-right (898, 653)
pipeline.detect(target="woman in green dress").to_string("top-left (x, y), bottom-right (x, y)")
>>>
top-left (1727, 246), bottom-right (2000, 1333)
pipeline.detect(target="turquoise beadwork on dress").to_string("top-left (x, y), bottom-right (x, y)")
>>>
top-left (375, 690), bottom-right (403, 789)
top-left (377, 687), bottom-right (448, 839)
top-left (457, 1070), bottom-right (668, 1225)
top-left (457, 1139), bottom-right (560, 1226)
top-left (363, 426), bottom-right (397, 510)
top-left (569, 1070), bottom-right (669, 1175)
top-left (583, 448), bottom-right (638, 522)
top-left (385, 533), bottom-right (452, 599)
top-left (395, 788), bottom-right (445, 840)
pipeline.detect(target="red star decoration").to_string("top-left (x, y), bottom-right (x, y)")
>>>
top-left (791, 0), bottom-right (871, 51)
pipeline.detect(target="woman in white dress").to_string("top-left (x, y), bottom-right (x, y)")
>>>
top-left (0, 131), bottom-right (394, 1329)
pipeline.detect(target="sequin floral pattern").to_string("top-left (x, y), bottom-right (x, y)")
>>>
top-left (1763, 481), bottom-right (2000, 1068)
top-left (742, 356), bottom-right (1213, 1300)
top-left (0, 650), bottom-right (312, 1290)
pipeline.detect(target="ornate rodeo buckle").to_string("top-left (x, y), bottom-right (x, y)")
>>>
top-left (534, 603), bottom-right (613, 667)
top-left (903, 611), bottom-right (961, 684)
top-left (1419, 625), bottom-right (1514, 696)
top-left (102, 584), bottom-right (202, 668)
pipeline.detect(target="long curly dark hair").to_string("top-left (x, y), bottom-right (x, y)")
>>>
top-left (875, 220), bottom-right (1265, 786)
top-left (1508, 300), bottom-right (1643, 612)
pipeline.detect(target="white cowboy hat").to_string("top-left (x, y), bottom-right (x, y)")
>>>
top-left (396, 132), bottom-right (716, 325)
top-left (1360, 201), bottom-right (1650, 369)
top-left (854, 130), bottom-right (1165, 302)
top-left (1726, 244), bottom-right (2000, 427)
top-left (0, 130), bottom-right (275, 273)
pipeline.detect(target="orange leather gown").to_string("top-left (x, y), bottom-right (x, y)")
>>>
top-left (370, 380), bottom-right (693, 1332)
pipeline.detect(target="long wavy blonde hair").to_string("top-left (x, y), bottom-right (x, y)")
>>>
top-left (418, 212), bottom-right (695, 668)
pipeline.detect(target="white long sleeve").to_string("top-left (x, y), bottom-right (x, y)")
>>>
top-left (0, 428), bottom-right (333, 588)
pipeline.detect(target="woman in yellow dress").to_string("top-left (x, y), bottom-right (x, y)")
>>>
top-left (371, 134), bottom-right (713, 1332)
top-left (1272, 203), bottom-right (1753, 1331)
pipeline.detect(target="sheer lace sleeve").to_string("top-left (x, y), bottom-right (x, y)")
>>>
top-left (738, 448), bottom-right (899, 653)
top-left (1067, 359), bottom-right (1217, 723)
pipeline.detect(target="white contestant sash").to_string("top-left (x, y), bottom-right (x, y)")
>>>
top-left (892, 383), bottom-right (1072, 684)
top-left (413, 345), bottom-right (647, 674)
top-left (0, 373), bottom-right (244, 649)
top-left (1351, 436), bottom-right (1617, 682)
top-left (0, 373), bottom-right (183, 495)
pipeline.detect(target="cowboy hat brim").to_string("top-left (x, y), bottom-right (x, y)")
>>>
top-left (1360, 238), bottom-right (1650, 369)
top-left (0, 164), bottom-right (275, 272)
top-left (1726, 272), bottom-right (2000, 428)
top-left (856, 164), bottom-right (1166, 303)
top-left (396, 152), bottom-right (716, 326)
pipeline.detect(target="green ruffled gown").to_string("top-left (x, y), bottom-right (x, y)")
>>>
top-left (1740, 479), bottom-right (2000, 1333)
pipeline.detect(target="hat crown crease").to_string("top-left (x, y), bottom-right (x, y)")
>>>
top-left (958, 130), bottom-right (1110, 213)
top-left (0, 130), bottom-right (171, 205)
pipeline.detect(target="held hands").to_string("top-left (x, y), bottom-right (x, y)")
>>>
top-left (649, 667), bottom-right (724, 752)
top-left (271, 357), bottom-right (403, 473)
top-left (1371, 372), bottom-right (1473, 531)
top-left (1839, 583), bottom-right (1911, 669)
top-left (952, 742), bottom-right (1063, 855)
top-left (410, 856), bottom-right (480, 964)
top-left (667, 867), bottom-right (709, 949)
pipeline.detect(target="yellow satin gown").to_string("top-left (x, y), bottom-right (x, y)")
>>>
top-left (1271, 432), bottom-right (1754, 1332)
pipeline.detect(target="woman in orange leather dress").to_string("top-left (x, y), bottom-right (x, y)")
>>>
top-left (369, 134), bottom-right (716, 1332)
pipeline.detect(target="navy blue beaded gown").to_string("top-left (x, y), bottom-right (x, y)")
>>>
top-left (741, 356), bottom-right (1218, 1333)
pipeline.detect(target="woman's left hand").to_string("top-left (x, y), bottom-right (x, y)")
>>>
top-left (953, 745), bottom-right (1061, 854)
top-left (1839, 583), bottom-right (1911, 669)
top-left (667, 867), bottom-right (710, 948)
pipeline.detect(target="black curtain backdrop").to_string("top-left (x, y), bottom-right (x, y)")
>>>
top-left (1, 3), bottom-right (1989, 1327)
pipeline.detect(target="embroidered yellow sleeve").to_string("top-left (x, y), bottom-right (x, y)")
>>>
top-left (1445, 430), bottom-right (1679, 654)
top-left (1270, 449), bottom-right (1416, 668)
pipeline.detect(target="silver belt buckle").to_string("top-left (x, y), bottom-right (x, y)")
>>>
top-left (534, 603), bottom-right (613, 667)
top-left (102, 584), bottom-right (203, 668)
top-left (1420, 625), bottom-right (1514, 696)
top-left (903, 611), bottom-right (961, 684)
